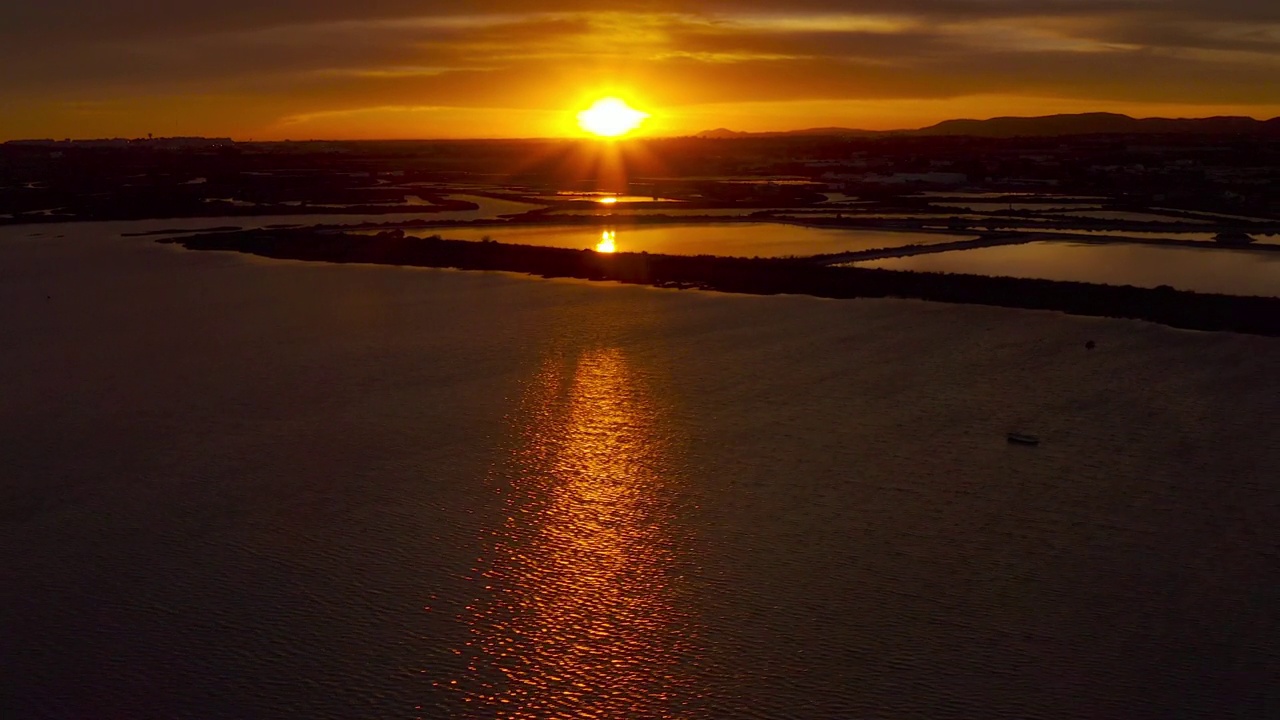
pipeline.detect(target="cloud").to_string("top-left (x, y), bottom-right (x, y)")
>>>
top-left (2, 2), bottom-right (1278, 138)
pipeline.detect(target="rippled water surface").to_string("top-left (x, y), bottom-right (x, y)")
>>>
top-left (2, 223), bottom-right (1279, 719)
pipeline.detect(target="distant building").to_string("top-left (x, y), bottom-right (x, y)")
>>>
top-left (2, 137), bottom-right (232, 149)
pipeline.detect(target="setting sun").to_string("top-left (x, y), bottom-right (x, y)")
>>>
top-left (577, 98), bottom-right (649, 138)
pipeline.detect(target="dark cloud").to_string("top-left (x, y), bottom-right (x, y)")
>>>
top-left (5, 0), bottom-right (1280, 41)
top-left (1062, 17), bottom-right (1280, 54)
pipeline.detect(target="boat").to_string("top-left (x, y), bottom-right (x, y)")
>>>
top-left (1007, 432), bottom-right (1040, 446)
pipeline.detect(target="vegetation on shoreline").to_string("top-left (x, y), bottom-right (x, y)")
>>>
top-left (164, 229), bottom-right (1280, 336)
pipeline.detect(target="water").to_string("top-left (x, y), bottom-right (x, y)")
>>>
top-left (398, 223), bottom-right (973, 257)
top-left (931, 202), bottom-right (1105, 213)
top-left (720, 178), bottom-right (816, 185)
top-left (778, 212), bottom-right (992, 221)
top-left (281, 195), bottom-right (440, 209)
top-left (546, 208), bottom-right (766, 218)
top-left (857, 241), bottom-right (1280, 296)
top-left (1046, 210), bottom-right (1214, 224)
top-left (899, 227), bottom-right (1278, 246)
top-left (530, 194), bottom-right (682, 204)
top-left (819, 193), bottom-right (868, 204)
top-left (912, 192), bottom-right (1108, 200)
top-left (1151, 208), bottom-right (1277, 223)
top-left (993, 228), bottom-right (1230, 242)
top-left (2, 224), bottom-right (1279, 719)
top-left (6, 195), bottom-right (546, 237)
top-left (1011, 228), bottom-right (1278, 245)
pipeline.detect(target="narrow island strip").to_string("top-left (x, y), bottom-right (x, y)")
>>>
top-left (162, 228), bottom-right (1280, 337)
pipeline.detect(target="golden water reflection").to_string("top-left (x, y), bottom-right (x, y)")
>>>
top-left (595, 229), bottom-right (617, 253)
top-left (452, 348), bottom-right (694, 718)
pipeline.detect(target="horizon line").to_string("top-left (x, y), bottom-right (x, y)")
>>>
top-left (6, 111), bottom-right (1280, 145)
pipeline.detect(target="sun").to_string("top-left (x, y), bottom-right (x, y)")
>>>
top-left (577, 98), bottom-right (649, 138)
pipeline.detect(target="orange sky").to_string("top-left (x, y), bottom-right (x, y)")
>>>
top-left (3, 3), bottom-right (1280, 140)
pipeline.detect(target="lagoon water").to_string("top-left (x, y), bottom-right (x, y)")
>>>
top-left (859, 241), bottom-right (1280, 297)
top-left (3, 221), bottom-right (1280, 719)
top-left (1045, 210), bottom-right (1215, 224)
top-left (531, 194), bottom-right (682, 204)
top-left (19, 194), bottom-right (545, 233)
top-left (990, 228), bottom-right (1231, 242)
top-left (546, 207), bottom-right (767, 218)
top-left (403, 222), bottom-right (970, 257)
top-left (931, 202), bottom-right (1106, 213)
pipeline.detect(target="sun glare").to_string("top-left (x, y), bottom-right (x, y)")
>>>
top-left (577, 98), bottom-right (648, 138)
top-left (595, 230), bottom-right (617, 253)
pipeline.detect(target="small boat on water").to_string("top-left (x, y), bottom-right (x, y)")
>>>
top-left (1007, 432), bottom-right (1040, 446)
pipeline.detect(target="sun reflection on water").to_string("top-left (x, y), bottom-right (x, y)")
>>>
top-left (595, 229), bottom-right (617, 253)
top-left (447, 348), bottom-right (695, 718)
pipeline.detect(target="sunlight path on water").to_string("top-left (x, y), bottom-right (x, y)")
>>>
top-left (446, 348), bottom-right (698, 718)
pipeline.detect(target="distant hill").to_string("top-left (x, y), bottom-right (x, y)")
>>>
top-left (695, 128), bottom-right (752, 139)
top-left (697, 113), bottom-right (1280, 139)
top-left (695, 126), bottom-right (877, 139)
top-left (913, 113), bottom-right (1274, 137)
top-left (775, 127), bottom-right (879, 137)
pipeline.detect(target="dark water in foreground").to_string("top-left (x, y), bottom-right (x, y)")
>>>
top-left (2, 225), bottom-right (1279, 718)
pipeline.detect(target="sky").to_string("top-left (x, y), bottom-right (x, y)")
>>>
top-left (3, 0), bottom-right (1280, 140)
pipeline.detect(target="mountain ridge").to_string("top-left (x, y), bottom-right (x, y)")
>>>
top-left (695, 113), bottom-right (1280, 139)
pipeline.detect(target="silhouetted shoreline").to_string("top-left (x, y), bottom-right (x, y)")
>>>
top-left (0, 197), bottom-right (482, 226)
top-left (163, 228), bottom-right (1280, 336)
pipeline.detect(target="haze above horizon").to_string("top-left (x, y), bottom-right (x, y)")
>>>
top-left (4, 1), bottom-right (1280, 141)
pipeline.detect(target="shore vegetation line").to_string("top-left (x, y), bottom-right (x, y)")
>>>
top-left (165, 229), bottom-right (1280, 336)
